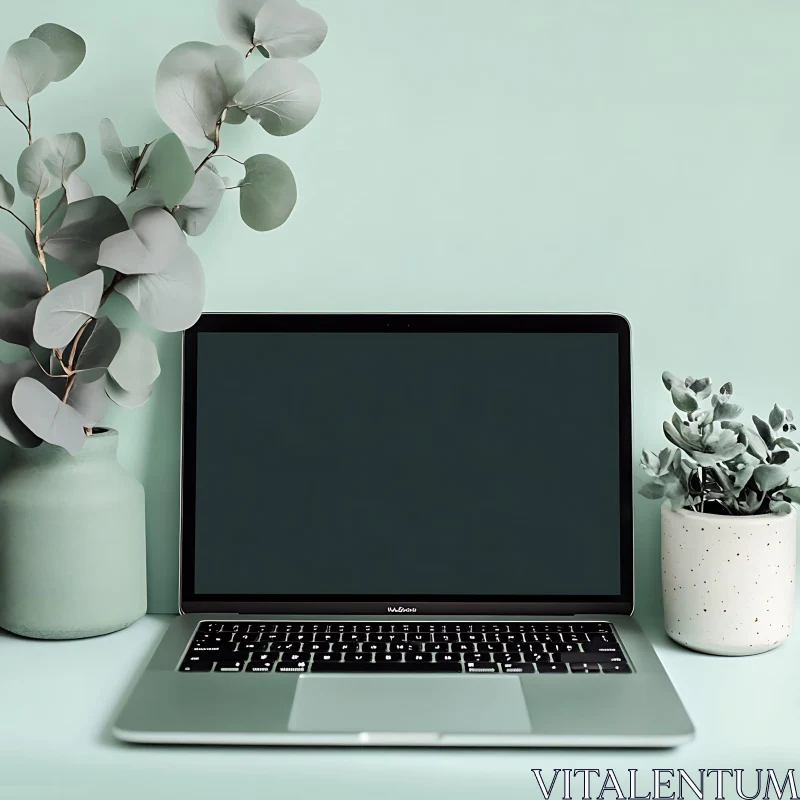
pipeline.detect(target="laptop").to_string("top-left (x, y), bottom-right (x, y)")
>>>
top-left (112, 312), bottom-right (694, 747)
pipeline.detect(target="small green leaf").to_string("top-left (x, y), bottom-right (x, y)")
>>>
top-left (774, 437), bottom-right (799, 452)
top-left (99, 118), bottom-right (140, 183)
top-left (670, 383), bottom-right (698, 413)
top-left (223, 106), bottom-right (248, 124)
top-left (32, 269), bottom-right (104, 349)
top-left (0, 174), bottom-right (15, 208)
top-left (239, 153), bottom-right (297, 231)
top-left (713, 402), bottom-right (743, 421)
top-left (769, 500), bottom-right (793, 515)
top-left (43, 132), bottom-right (86, 186)
top-left (0, 38), bottom-right (57, 106)
top-left (753, 463), bottom-right (789, 493)
top-left (134, 133), bottom-right (195, 208)
top-left (746, 427), bottom-right (769, 461)
top-left (17, 139), bottom-right (60, 198)
top-left (769, 404), bottom-right (786, 431)
top-left (772, 450), bottom-right (790, 465)
top-left (781, 486), bottom-right (800, 504)
top-left (689, 377), bottom-right (712, 400)
top-left (29, 24), bottom-right (86, 82)
top-left (661, 371), bottom-right (679, 390)
top-left (639, 481), bottom-right (665, 500)
top-left (719, 382), bottom-right (733, 396)
top-left (753, 415), bottom-right (775, 448)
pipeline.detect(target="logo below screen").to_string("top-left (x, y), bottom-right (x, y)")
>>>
top-left (387, 606), bottom-right (417, 613)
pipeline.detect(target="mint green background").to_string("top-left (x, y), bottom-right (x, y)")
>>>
top-left (2, 0), bottom-right (799, 617)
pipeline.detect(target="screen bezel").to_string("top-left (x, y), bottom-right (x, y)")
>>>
top-left (180, 313), bottom-right (634, 616)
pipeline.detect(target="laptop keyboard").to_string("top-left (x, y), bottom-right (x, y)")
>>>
top-left (179, 621), bottom-right (631, 674)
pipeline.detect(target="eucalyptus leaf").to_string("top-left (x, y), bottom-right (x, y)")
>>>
top-left (65, 172), bottom-right (93, 202)
top-left (134, 133), bottom-right (194, 208)
top-left (0, 231), bottom-right (46, 302)
top-left (17, 138), bottom-right (60, 198)
top-left (753, 463), bottom-right (789, 493)
top-left (174, 165), bottom-right (225, 236)
top-left (29, 24), bottom-right (86, 81)
top-left (0, 174), bottom-right (15, 208)
top-left (223, 105), bottom-right (248, 125)
top-left (239, 153), bottom-right (296, 231)
top-left (108, 328), bottom-right (160, 392)
top-left (32, 269), bottom-right (103, 348)
top-left (67, 377), bottom-right (108, 426)
top-left (99, 208), bottom-right (206, 331)
top-left (154, 42), bottom-right (244, 148)
top-left (12, 376), bottom-right (86, 453)
top-left (253, 0), bottom-right (328, 58)
top-left (0, 38), bottom-right (57, 107)
top-left (73, 316), bottom-right (121, 381)
top-left (118, 188), bottom-right (165, 224)
top-left (0, 359), bottom-right (41, 447)
top-left (0, 297), bottom-right (39, 347)
top-left (216, 0), bottom-right (269, 47)
top-left (98, 206), bottom-right (185, 275)
top-left (105, 375), bottom-right (152, 409)
top-left (774, 437), bottom-right (799, 452)
top-left (233, 58), bottom-right (321, 136)
top-left (99, 118), bottom-right (140, 183)
top-left (44, 196), bottom-right (127, 275)
top-left (43, 132), bottom-right (85, 186)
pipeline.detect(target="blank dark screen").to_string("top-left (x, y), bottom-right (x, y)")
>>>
top-left (193, 331), bottom-right (621, 597)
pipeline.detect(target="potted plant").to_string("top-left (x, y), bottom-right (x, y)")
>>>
top-left (0, 0), bottom-right (328, 639)
top-left (639, 373), bottom-right (798, 656)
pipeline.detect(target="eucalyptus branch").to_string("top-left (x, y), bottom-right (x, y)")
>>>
top-left (245, 43), bottom-right (258, 58)
top-left (210, 153), bottom-right (245, 166)
top-left (100, 272), bottom-right (123, 305)
top-left (4, 104), bottom-right (29, 137)
top-left (62, 373), bottom-right (76, 403)
top-left (195, 114), bottom-right (224, 175)
top-left (66, 318), bottom-right (93, 371)
top-left (32, 195), bottom-right (51, 291)
top-left (0, 205), bottom-right (34, 236)
top-left (28, 347), bottom-right (68, 379)
top-left (26, 101), bottom-right (32, 145)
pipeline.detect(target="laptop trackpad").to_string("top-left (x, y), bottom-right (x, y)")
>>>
top-left (288, 675), bottom-right (532, 734)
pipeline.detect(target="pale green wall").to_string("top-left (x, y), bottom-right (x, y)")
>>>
top-left (2, 1), bottom-right (799, 617)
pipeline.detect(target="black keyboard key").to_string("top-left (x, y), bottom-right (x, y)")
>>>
top-left (246, 660), bottom-right (275, 672)
top-left (316, 653), bottom-right (341, 663)
top-left (570, 663), bottom-right (601, 673)
top-left (472, 624), bottom-right (506, 633)
top-left (311, 661), bottom-right (462, 673)
top-left (374, 652), bottom-right (403, 662)
top-left (273, 623), bottom-right (303, 632)
top-left (421, 642), bottom-right (449, 652)
top-left (249, 653), bottom-right (275, 664)
top-left (521, 652), bottom-right (551, 663)
top-left (262, 632), bottom-right (288, 643)
top-left (388, 642), bottom-right (421, 652)
top-left (343, 653), bottom-right (372, 662)
top-left (312, 633), bottom-right (339, 643)
top-left (247, 623), bottom-right (275, 633)
top-left (307, 642), bottom-right (331, 653)
top-left (539, 663), bottom-right (568, 673)
top-left (341, 633), bottom-right (367, 642)
top-left (603, 664), bottom-right (632, 674)
top-left (500, 663), bottom-right (535, 673)
top-left (189, 645), bottom-right (228, 655)
top-left (406, 652), bottom-right (434, 662)
top-left (231, 632), bottom-right (258, 643)
top-left (460, 633), bottom-right (482, 643)
top-left (475, 642), bottom-right (503, 652)
top-left (437, 653), bottom-right (460, 663)
top-left (215, 660), bottom-right (245, 672)
top-left (330, 642), bottom-right (358, 652)
top-left (432, 633), bottom-right (457, 643)
top-left (466, 652), bottom-right (492, 662)
top-left (465, 662), bottom-right (498, 673)
top-left (276, 661), bottom-right (309, 672)
top-left (572, 622), bottom-right (611, 633)
top-left (558, 652), bottom-right (625, 664)
top-left (452, 643), bottom-right (476, 652)
top-left (494, 653), bottom-right (522, 663)
top-left (197, 621), bottom-right (223, 632)
top-left (180, 661), bottom-right (213, 672)
top-left (237, 642), bottom-right (272, 653)
top-left (219, 623), bottom-right (246, 632)
top-left (363, 642), bottom-right (388, 652)
top-left (273, 642), bottom-right (300, 652)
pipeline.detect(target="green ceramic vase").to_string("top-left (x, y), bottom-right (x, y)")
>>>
top-left (0, 429), bottom-right (147, 639)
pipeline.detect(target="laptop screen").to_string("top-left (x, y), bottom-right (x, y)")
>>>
top-left (183, 315), bottom-right (632, 610)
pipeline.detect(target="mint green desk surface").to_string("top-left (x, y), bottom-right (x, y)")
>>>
top-left (1, 604), bottom-right (798, 800)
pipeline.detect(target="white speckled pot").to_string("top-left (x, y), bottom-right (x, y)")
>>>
top-left (661, 502), bottom-right (796, 656)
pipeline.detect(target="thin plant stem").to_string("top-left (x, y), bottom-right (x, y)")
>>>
top-left (100, 273), bottom-right (123, 305)
top-left (41, 191), bottom-right (67, 230)
top-left (26, 101), bottom-right (32, 144)
top-left (4, 104), bottom-right (29, 135)
top-left (0, 205), bottom-right (34, 236)
top-left (195, 113), bottom-right (225, 175)
top-left (211, 153), bottom-right (245, 166)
